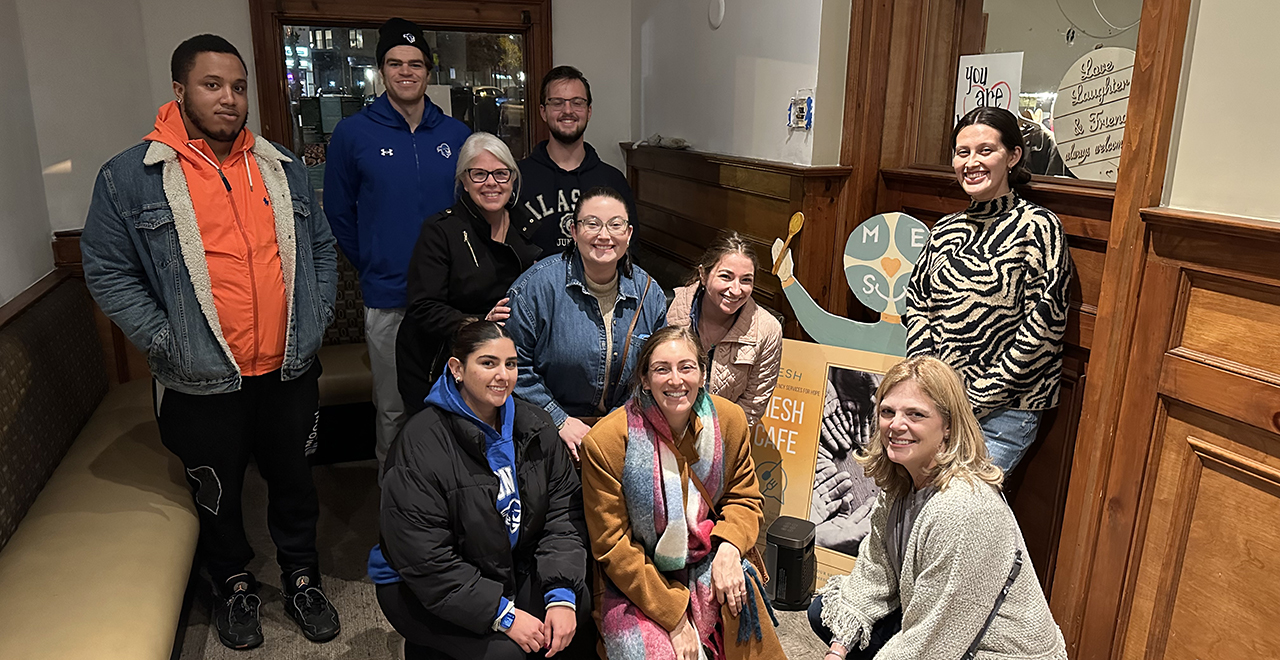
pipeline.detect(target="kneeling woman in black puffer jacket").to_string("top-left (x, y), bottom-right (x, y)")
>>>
top-left (370, 320), bottom-right (594, 659)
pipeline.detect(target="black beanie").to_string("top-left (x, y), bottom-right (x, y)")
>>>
top-left (376, 18), bottom-right (431, 68)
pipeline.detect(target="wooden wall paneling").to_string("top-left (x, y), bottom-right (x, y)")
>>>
top-left (248, 0), bottom-right (554, 151)
top-left (1082, 250), bottom-right (1183, 653)
top-left (1120, 400), bottom-right (1280, 660)
top-left (1005, 351), bottom-right (1088, 592)
top-left (1048, 0), bottom-right (1196, 651)
top-left (878, 0), bottom-right (928, 169)
top-left (914, 0), bottom-right (963, 167)
top-left (623, 144), bottom-right (850, 339)
top-left (1075, 207), bottom-right (1280, 660)
top-left (835, 0), bottom-right (894, 322)
top-left (1117, 224), bottom-right (1280, 660)
top-left (0, 270), bottom-right (69, 331)
top-left (51, 231), bottom-right (84, 277)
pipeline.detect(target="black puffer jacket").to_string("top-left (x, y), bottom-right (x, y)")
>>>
top-left (379, 398), bottom-right (587, 635)
top-left (396, 197), bottom-right (543, 413)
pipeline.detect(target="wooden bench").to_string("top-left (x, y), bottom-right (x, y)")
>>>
top-left (0, 235), bottom-right (376, 659)
top-left (0, 273), bottom-right (198, 660)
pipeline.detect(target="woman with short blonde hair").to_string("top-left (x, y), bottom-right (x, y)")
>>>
top-left (854, 356), bottom-right (1002, 500)
top-left (396, 132), bottom-right (544, 414)
top-left (809, 356), bottom-right (1065, 660)
top-left (454, 131), bottom-right (521, 189)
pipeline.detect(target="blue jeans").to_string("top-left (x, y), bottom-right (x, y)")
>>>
top-left (807, 595), bottom-right (901, 659)
top-left (979, 408), bottom-right (1043, 473)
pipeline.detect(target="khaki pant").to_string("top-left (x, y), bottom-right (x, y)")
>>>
top-left (365, 306), bottom-right (407, 471)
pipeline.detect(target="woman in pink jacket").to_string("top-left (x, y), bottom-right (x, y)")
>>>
top-left (666, 232), bottom-right (783, 424)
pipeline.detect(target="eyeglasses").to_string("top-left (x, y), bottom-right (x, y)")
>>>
top-left (577, 216), bottom-right (629, 235)
top-left (466, 168), bottom-right (513, 184)
top-left (544, 97), bottom-right (589, 110)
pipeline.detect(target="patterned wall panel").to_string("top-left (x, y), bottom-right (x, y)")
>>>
top-left (0, 281), bottom-right (108, 551)
top-left (323, 248), bottom-right (366, 346)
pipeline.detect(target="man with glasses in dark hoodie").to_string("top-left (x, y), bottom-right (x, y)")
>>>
top-left (325, 18), bottom-right (470, 469)
top-left (516, 66), bottom-right (637, 255)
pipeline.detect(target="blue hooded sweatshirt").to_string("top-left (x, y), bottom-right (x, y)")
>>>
top-left (366, 374), bottom-right (574, 614)
top-left (324, 93), bottom-right (470, 308)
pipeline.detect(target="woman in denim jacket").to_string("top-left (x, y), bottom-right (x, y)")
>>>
top-left (505, 186), bottom-right (667, 460)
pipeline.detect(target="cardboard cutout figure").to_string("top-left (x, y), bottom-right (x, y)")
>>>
top-left (771, 212), bottom-right (929, 356)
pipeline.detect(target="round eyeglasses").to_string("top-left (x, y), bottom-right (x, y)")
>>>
top-left (577, 217), bottom-right (630, 235)
top-left (466, 168), bottom-right (513, 184)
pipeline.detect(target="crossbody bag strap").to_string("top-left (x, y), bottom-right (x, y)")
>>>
top-left (961, 549), bottom-right (1023, 660)
top-left (601, 274), bottom-right (654, 406)
top-left (962, 490), bottom-right (1024, 660)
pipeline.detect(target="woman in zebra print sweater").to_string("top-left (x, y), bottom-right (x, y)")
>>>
top-left (904, 107), bottom-right (1073, 474)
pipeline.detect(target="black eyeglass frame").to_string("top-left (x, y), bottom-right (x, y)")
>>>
top-left (465, 168), bottom-right (514, 184)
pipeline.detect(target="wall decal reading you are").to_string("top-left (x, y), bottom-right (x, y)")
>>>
top-left (954, 52), bottom-right (1024, 124)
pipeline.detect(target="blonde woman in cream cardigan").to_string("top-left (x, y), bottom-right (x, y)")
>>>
top-left (809, 356), bottom-right (1066, 660)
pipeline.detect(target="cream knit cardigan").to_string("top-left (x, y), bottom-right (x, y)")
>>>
top-left (819, 480), bottom-right (1067, 659)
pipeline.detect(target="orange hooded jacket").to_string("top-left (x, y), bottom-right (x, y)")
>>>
top-left (145, 101), bottom-right (287, 376)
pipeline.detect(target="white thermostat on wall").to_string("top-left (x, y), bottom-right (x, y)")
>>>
top-left (788, 89), bottom-right (814, 131)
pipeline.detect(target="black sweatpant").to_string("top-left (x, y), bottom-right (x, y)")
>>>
top-left (377, 569), bottom-right (597, 660)
top-left (154, 361), bottom-right (322, 587)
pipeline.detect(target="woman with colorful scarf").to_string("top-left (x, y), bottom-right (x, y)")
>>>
top-left (581, 326), bottom-right (785, 660)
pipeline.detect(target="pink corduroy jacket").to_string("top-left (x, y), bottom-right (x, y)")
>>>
top-left (666, 283), bottom-right (784, 423)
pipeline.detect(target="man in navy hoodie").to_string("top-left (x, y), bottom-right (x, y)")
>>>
top-left (325, 18), bottom-right (470, 468)
top-left (516, 66), bottom-right (637, 255)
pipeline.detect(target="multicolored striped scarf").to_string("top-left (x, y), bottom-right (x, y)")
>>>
top-left (600, 390), bottom-right (726, 659)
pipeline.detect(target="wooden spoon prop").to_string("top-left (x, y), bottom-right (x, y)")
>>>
top-left (772, 211), bottom-right (805, 275)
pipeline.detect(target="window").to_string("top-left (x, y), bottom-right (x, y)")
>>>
top-left (921, 0), bottom-right (1141, 183)
top-left (282, 25), bottom-right (530, 191)
top-left (309, 29), bottom-right (334, 51)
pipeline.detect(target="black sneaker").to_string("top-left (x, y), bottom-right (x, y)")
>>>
top-left (213, 574), bottom-right (263, 650)
top-left (282, 569), bottom-right (340, 643)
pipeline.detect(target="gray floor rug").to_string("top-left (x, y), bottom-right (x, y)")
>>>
top-left (178, 460), bottom-right (828, 659)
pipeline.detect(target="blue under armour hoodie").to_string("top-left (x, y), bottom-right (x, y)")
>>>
top-left (324, 93), bottom-right (470, 308)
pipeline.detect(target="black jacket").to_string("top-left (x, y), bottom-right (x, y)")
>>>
top-left (379, 398), bottom-right (588, 635)
top-left (396, 197), bottom-right (543, 413)
top-left (515, 141), bottom-right (637, 254)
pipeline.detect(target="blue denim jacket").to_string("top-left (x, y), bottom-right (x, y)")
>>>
top-left (506, 253), bottom-right (667, 425)
top-left (81, 138), bottom-right (337, 395)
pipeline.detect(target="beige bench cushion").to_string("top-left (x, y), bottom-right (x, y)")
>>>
top-left (317, 342), bottom-right (372, 407)
top-left (0, 379), bottom-right (198, 660)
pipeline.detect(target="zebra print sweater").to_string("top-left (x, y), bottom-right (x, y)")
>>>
top-left (905, 191), bottom-right (1072, 414)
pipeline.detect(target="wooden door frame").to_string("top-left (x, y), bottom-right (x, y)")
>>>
top-left (247, 0), bottom-right (553, 152)
top-left (1048, 1), bottom-right (1195, 658)
top-left (836, 0), bottom-right (1196, 657)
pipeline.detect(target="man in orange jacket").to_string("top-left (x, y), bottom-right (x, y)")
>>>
top-left (82, 35), bottom-right (339, 651)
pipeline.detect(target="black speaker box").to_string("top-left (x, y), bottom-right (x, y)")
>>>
top-left (764, 515), bottom-right (816, 610)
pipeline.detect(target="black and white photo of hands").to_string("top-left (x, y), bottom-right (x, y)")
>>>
top-left (810, 444), bottom-right (875, 555)
top-left (809, 367), bottom-right (881, 555)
